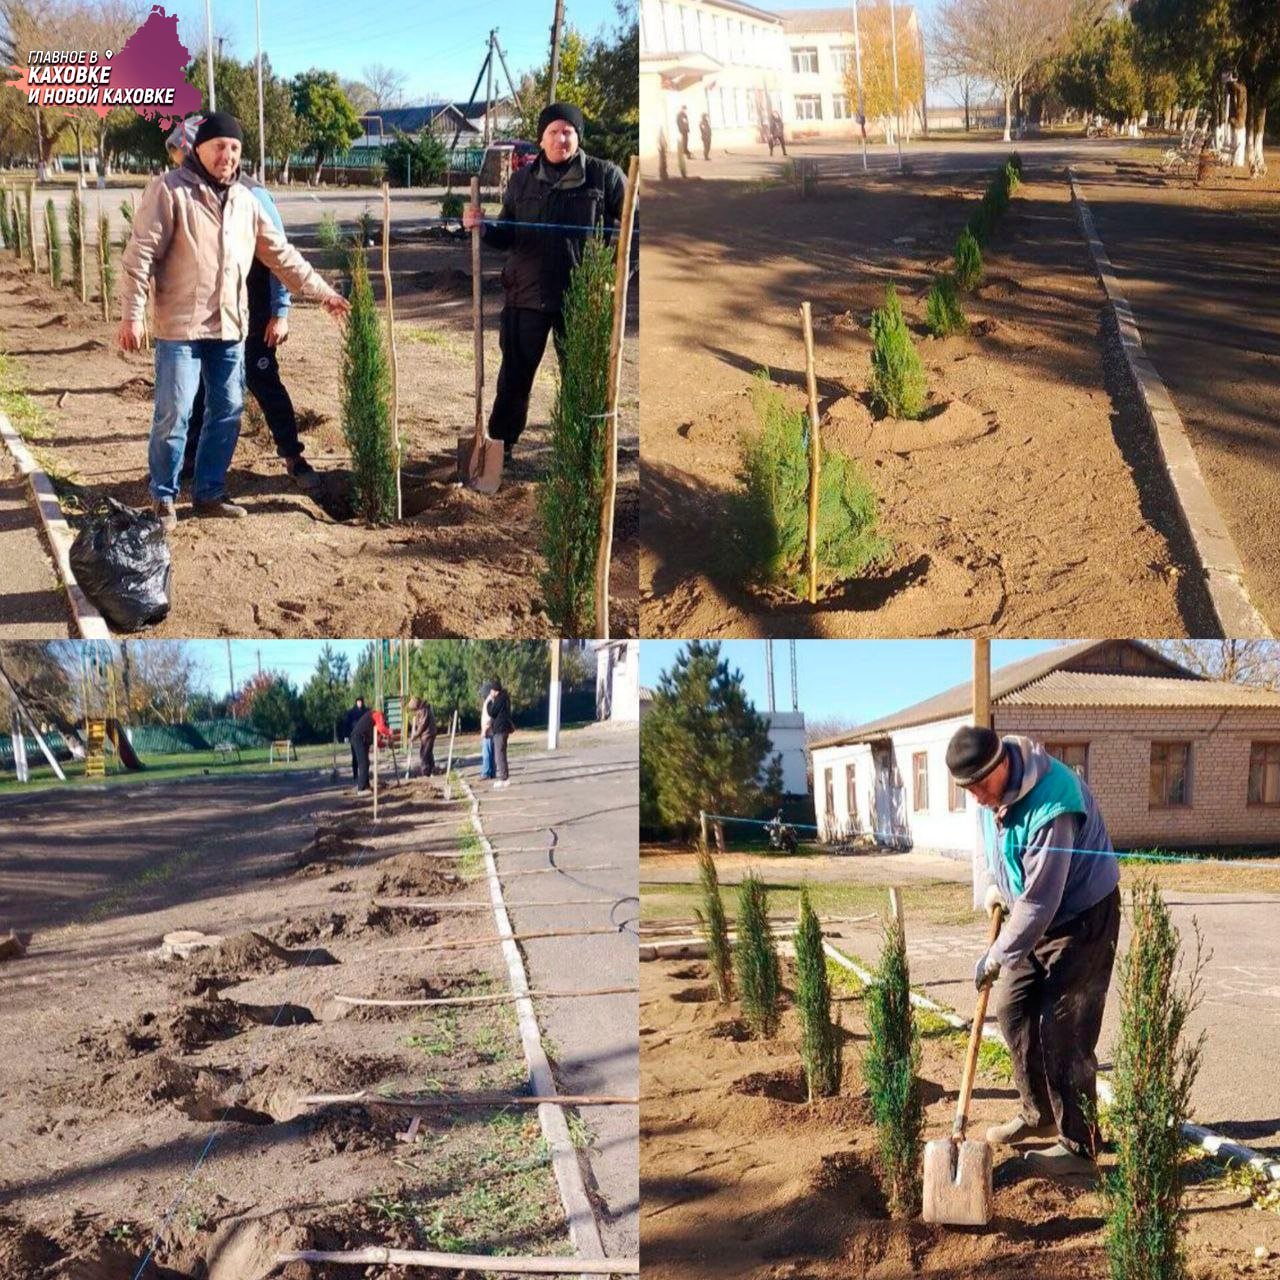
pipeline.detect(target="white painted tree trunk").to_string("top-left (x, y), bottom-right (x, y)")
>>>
top-left (1003, 88), bottom-right (1012, 143)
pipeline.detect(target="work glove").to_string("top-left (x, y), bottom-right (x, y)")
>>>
top-left (975, 950), bottom-right (1001, 991)
top-left (983, 884), bottom-right (1007, 918)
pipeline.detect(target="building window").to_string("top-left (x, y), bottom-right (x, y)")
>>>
top-left (832, 93), bottom-right (851, 120)
top-left (824, 768), bottom-right (835, 820)
top-left (949, 774), bottom-right (966, 813)
top-left (845, 763), bottom-right (856, 822)
top-left (833, 46), bottom-right (854, 74)
top-left (1047, 742), bottom-right (1089, 781)
top-left (662, 1), bottom-right (681, 52)
top-left (791, 46), bottom-right (819, 74)
top-left (794, 94), bottom-right (823, 121)
top-left (913, 752), bottom-right (928, 812)
top-left (1248, 742), bottom-right (1280, 806)
top-left (1150, 742), bottom-right (1191, 808)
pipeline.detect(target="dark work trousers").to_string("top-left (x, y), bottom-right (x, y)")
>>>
top-left (349, 741), bottom-right (359, 783)
top-left (486, 307), bottom-right (566, 445)
top-left (352, 728), bottom-right (373, 792)
top-left (419, 735), bottom-right (437, 776)
top-left (491, 732), bottom-right (510, 782)
top-left (185, 331), bottom-right (303, 476)
top-left (995, 886), bottom-right (1121, 1157)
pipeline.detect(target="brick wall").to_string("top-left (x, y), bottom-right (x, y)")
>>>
top-left (996, 706), bottom-right (1280, 848)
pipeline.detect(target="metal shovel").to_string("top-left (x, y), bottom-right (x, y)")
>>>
top-left (459, 174), bottom-right (504, 492)
top-left (922, 904), bottom-right (1005, 1227)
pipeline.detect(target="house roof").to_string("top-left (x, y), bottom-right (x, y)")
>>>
top-left (370, 104), bottom-right (473, 134)
top-left (778, 5), bottom-right (917, 34)
top-left (709, 0), bottom-right (784, 22)
top-left (639, 686), bottom-right (655, 703)
top-left (452, 98), bottom-right (516, 121)
top-left (812, 641), bottom-right (1280, 750)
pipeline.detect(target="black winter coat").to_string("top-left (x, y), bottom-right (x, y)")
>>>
top-left (486, 691), bottom-right (515, 737)
top-left (483, 149), bottom-right (626, 313)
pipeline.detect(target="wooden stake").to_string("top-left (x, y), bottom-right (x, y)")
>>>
top-left (25, 184), bottom-right (36, 274)
top-left (301, 1090), bottom-right (639, 1108)
top-left (275, 1247), bottom-right (638, 1274)
top-left (97, 195), bottom-right (109, 322)
top-left (334, 985), bottom-right (636, 1009)
top-left (801, 300), bottom-right (821, 604)
top-left (381, 182), bottom-right (402, 520)
top-left (495, 863), bottom-right (615, 878)
top-left (444, 708), bottom-right (457, 799)
top-left (374, 897), bottom-right (614, 911)
top-left (974, 638), bottom-right (992, 729)
top-left (382, 925), bottom-right (621, 954)
top-left (75, 190), bottom-right (87, 303)
top-left (373, 728), bottom-right (380, 821)
top-left (45, 203), bottom-right (55, 287)
top-left (888, 886), bottom-right (904, 932)
top-left (592, 153), bottom-right (640, 640)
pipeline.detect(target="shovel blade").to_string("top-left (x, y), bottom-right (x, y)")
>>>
top-left (458, 431), bottom-right (504, 494)
top-left (922, 1137), bottom-right (993, 1227)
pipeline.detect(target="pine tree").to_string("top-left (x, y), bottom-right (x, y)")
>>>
top-left (695, 844), bottom-right (732, 1003)
top-left (924, 273), bottom-right (967, 338)
top-left (1105, 880), bottom-right (1205, 1280)
top-left (45, 200), bottom-right (62, 288)
top-left (953, 228), bottom-right (983, 291)
top-left (869, 283), bottom-right (927, 420)
top-left (340, 246), bottom-right (398, 523)
top-left (67, 188), bottom-right (83, 296)
top-left (0, 189), bottom-right (13, 254)
top-left (14, 189), bottom-right (27, 265)
top-left (794, 887), bottom-right (842, 1099)
top-left (734, 873), bottom-right (781, 1038)
top-left (538, 234), bottom-right (615, 636)
top-left (22, 186), bottom-right (35, 272)
top-left (98, 210), bottom-right (114, 320)
top-left (864, 917), bottom-right (922, 1217)
top-left (639, 640), bottom-right (783, 837)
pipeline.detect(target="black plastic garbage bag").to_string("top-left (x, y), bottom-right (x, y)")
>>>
top-left (69, 497), bottom-right (172, 631)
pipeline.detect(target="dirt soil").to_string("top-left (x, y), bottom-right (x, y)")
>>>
top-left (640, 163), bottom-right (1213, 637)
top-left (0, 226), bottom-right (637, 638)
top-left (640, 955), bottom-right (1280, 1280)
top-left (0, 768), bottom-right (579, 1278)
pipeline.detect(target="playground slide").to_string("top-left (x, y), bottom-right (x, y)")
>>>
top-left (104, 720), bottom-right (145, 771)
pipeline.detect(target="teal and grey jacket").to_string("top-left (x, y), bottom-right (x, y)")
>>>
top-left (978, 736), bottom-right (1119, 968)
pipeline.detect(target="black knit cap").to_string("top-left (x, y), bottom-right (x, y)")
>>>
top-left (194, 111), bottom-right (244, 147)
top-left (537, 102), bottom-right (585, 139)
top-left (946, 725), bottom-right (1005, 786)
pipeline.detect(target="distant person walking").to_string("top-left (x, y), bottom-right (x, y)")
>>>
top-left (676, 106), bottom-right (691, 159)
top-left (700, 113), bottom-right (712, 161)
top-left (486, 677), bottom-right (515, 789)
top-left (341, 696), bottom-right (366, 784)
top-left (767, 111), bottom-right (788, 157)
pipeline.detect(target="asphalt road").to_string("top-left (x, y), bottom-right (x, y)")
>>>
top-left (646, 848), bottom-right (1280, 1157)
top-left (473, 722), bottom-right (640, 1259)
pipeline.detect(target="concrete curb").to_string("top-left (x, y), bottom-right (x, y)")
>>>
top-left (820, 940), bottom-right (1280, 1184)
top-left (1067, 169), bottom-right (1270, 639)
top-left (0, 406), bottom-right (108, 638)
top-left (460, 776), bottom-right (609, 1272)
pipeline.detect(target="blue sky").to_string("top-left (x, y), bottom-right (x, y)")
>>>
top-left (166, 0), bottom-right (625, 104)
top-left (639, 640), bottom-right (1069, 727)
top-left (186, 639), bottom-right (372, 696)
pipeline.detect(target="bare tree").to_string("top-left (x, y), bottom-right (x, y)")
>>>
top-left (935, 0), bottom-right (1073, 140)
top-left (1155, 640), bottom-right (1280, 690)
top-left (930, 10), bottom-right (990, 131)
top-left (362, 62), bottom-right (408, 111)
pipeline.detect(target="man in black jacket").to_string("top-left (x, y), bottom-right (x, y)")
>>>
top-left (463, 102), bottom-right (626, 458)
top-left (340, 697), bottom-right (365, 784)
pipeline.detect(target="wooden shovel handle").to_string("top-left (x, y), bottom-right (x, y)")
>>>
top-left (470, 175), bottom-right (483, 440)
top-left (953, 905), bottom-right (1004, 1138)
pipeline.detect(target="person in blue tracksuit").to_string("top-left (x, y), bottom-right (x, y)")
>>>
top-left (947, 726), bottom-right (1121, 1179)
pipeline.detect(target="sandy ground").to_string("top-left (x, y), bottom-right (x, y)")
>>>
top-left (640, 159), bottom-right (1211, 638)
top-left (0, 227), bottom-right (638, 639)
top-left (641, 846), bottom-right (1280, 1158)
top-left (0, 724), bottom-right (633, 1278)
top-left (640, 953), bottom-right (1280, 1280)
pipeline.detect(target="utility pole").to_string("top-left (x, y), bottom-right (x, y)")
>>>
top-left (255, 0), bottom-right (267, 178)
top-left (204, 0), bottom-right (216, 111)
top-left (764, 640), bottom-right (776, 713)
top-left (484, 28), bottom-right (496, 148)
top-left (257, 649), bottom-right (263, 679)
top-left (790, 639), bottom-right (799, 713)
top-left (973, 639), bottom-right (991, 729)
top-left (851, 0), bottom-right (868, 171)
top-left (547, 640), bottom-right (562, 751)
top-left (548, 0), bottom-right (565, 103)
top-left (226, 639), bottom-right (235, 716)
top-left (888, 0), bottom-right (903, 170)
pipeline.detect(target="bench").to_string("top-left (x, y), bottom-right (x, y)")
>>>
top-left (269, 739), bottom-right (297, 764)
top-left (213, 743), bottom-right (241, 764)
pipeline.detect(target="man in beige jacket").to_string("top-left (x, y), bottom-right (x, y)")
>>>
top-left (117, 112), bottom-right (349, 527)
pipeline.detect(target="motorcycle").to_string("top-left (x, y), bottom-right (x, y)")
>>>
top-left (765, 811), bottom-right (798, 855)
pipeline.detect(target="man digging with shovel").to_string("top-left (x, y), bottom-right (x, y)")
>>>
top-left (948, 725), bottom-right (1121, 1180)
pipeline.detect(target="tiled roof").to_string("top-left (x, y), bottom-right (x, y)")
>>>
top-left (1003, 670), bottom-right (1280, 708)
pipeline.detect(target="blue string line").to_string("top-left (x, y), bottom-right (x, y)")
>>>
top-left (129, 783), bottom-right (420, 1279)
top-left (416, 216), bottom-right (625, 235)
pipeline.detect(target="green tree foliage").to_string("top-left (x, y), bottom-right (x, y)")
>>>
top-left (794, 888), bottom-right (842, 1099)
top-left (67, 186), bottom-right (83, 294)
top-left (734, 874), bottom-right (781, 1038)
top-left (539, 235), bottom-right (614, 636)
top-left (1, 189), bottom-right (13, 252)
top-left (1105, 881), bottom-right (1206, 1280)
top-left (639, 641), bottom-right (783, 836)
top-left (953, 228), bottom-right (983, 291)
top-left (464, 641), bottom-right (551, 712)
top-left (98, 209), bottom-right (113, 308)
top-left (695, 844), bottom-right (733, 1003)
top-left (869, 283), bottom-right (928, 419)
top-left (383, 129), bottom-right (447, 187)
top-left (411, 640), bottom-right (471, 722)
top-left (45, 199), bottom-right (62, 288)
top-left (301, 643), bottom-right (353, 740)
top-left (232, 672), bottom-right (302, 740)
top-left (341, 247), bottom-right (398, 523)
top-left (924, 273), bottom-right (967, 338)
top-left (291, 69), bottom-right (363, 182)
top-left (1056, 17), bottom-right (1147, 124)
top-left (864, 917), bottom-right (923, 1218)
top-left (729, 374), bottom-right (888, 595)
top-left (187, 53), bottom-right (302, 179)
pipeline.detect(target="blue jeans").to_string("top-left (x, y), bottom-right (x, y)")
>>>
top-left (480, 737), bottom-right (494, 779)
top-left (149, 339), bottom-right (245, 502)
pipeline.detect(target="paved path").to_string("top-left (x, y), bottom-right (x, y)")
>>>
top-left (1075, 160), bottom-right (1280, 632)
top-left (645, 848), bottom-right (1280, 1156)
top-left (473, 724), bottom-right (639, 1260)
top-left (0, 450), bottom-right (69, 638)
